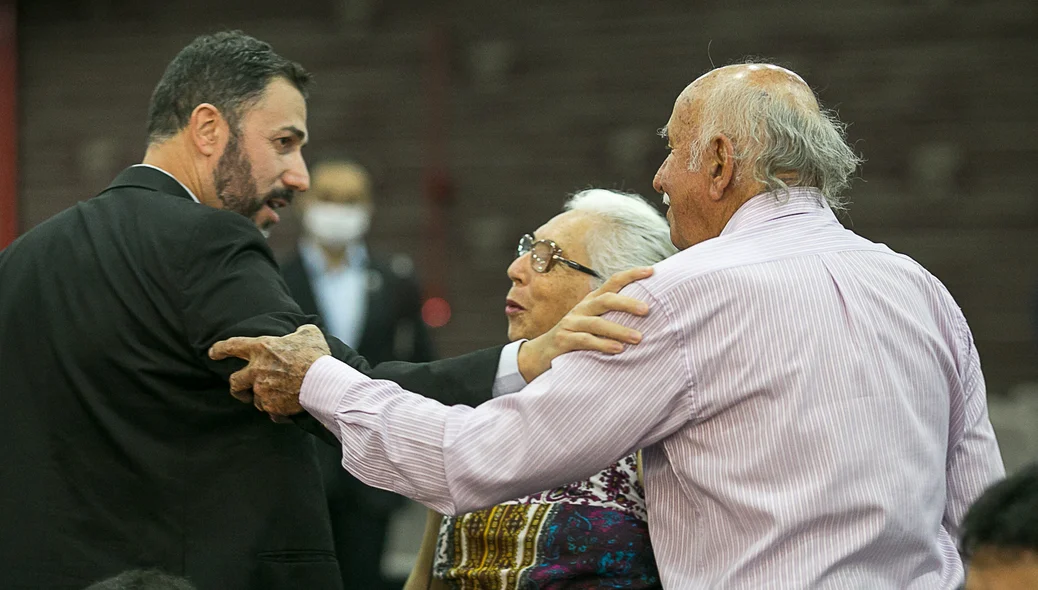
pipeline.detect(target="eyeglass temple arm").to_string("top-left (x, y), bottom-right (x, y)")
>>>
top-left (556, 256), bottom-right (602, 279)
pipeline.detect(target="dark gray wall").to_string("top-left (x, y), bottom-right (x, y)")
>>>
top-left (18, 0), bottom-right (1038, 392)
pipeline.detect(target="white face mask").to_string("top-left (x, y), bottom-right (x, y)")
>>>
top-left (303, 202), bottom-right (372, 246)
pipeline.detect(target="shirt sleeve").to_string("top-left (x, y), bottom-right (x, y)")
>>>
top-left (943, 319), bottom-right (1005, 542)
top-left (299, 282), bottom-right (693, 515)
top-left (491, 339), bottom-right (527, 398)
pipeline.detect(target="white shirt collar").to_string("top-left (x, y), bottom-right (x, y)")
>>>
top-left (131, 164), bottom-right (201, 204)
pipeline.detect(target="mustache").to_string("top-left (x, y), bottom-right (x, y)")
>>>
top-left (265, 187), bottom-right (295, 206)
top-left (252, 188), bottom-right (297, 230)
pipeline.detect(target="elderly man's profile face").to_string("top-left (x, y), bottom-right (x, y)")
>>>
top-left (505, 211), bottom-right (598, 342)
top-left (212, 77), bottom-right (310, 232)
top-left (652, 96), bottom-right (715, 251)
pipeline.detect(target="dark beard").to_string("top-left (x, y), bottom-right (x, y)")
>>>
top-left (213, 129), bottom-right (264, 219)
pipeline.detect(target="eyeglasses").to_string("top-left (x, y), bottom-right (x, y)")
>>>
top-left (516, 234), bottom-right (602, 279)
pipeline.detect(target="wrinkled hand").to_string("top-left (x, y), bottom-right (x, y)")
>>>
top-left (208, 324), bottom-right (331, 419)
top-left (517, 266), bottom-right (653, 382)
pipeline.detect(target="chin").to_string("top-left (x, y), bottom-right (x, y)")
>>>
top-left (506, 322), bottom-right (531, 343)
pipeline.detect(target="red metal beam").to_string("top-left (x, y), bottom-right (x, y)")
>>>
top-left (0, 1), bottom-right (16, 249)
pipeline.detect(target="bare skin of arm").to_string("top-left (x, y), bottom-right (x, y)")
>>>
top-left (403, 509), bottom-right (450, 590)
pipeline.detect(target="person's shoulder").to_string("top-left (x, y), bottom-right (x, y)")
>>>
top-left (115, 187), bottom-right (260, 242)
top-left (635, 238), bottom-right (744, 298)
top-left (90, 183), bottom-right (210, 225)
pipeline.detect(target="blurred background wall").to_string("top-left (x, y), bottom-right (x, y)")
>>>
top-left (9, 0), bottom-right (1038, 457)
top-left (7, 0), bottom-right (1038, 581)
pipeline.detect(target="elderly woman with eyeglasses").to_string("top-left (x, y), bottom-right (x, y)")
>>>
top-left (405, 189), bottom-right (677, 590)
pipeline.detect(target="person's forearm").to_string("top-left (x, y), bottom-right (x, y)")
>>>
top-left (403, 510), bottom-right (443, 590)
top-left (300, 283), bottom-right (687, 514)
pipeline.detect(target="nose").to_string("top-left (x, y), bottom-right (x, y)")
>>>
top-left (507, 252), bottom-right (531, 285)
top-left (283, 152), bottom-right (310, 193)
top-left (652, 158), bottom-right (666, 194)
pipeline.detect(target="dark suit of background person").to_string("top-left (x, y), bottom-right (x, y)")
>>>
top-left (280, 159), bottom-right (435, 589)
top-left (0, 166), bottom-right (500, 590)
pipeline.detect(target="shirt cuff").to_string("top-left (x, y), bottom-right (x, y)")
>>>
top-left (492, 339), bottom-right (528, 398)
top-left (299, 355), bottom-right (368, 438)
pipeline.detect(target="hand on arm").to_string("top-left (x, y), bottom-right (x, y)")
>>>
top-left (209, 324), bottom-right (330, 418)
top-left (517, 266), bottom-right (653, 382)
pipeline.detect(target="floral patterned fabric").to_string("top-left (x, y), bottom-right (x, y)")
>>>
top-left (433, 454), bottom-right (660, 589)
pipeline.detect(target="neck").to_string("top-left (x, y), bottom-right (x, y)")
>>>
top-left (142, 138), bottom-right (214, 208)
top-left (318, 241), bottom-right (350, 269)
top-left (712, 180), bottom-right (763, 235)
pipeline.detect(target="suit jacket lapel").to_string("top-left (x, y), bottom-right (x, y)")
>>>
top-left (357, 263), bottom-right (387, 347)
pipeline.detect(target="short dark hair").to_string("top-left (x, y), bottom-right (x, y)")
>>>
top-left (961, 463), bottom-right (1038, 559)
top-left (83, 569), bottom-right (196, 590)
top-left (146, 30), bottom-right (311, 144)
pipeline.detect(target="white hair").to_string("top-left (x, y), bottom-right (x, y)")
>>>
top-left (563, 189), bottom-right (678, 287)
top-left (687, 66), bottom-right (862, 209)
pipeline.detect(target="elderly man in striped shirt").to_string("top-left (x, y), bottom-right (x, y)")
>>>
top-left (213, 63), bottom-right (1005, 589)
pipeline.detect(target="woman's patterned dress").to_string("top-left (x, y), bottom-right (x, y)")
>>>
top-left (433, 454), bottom-right (661, 589)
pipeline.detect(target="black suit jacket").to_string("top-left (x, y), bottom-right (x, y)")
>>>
top-left (0, 167), bottom-right (499, 590)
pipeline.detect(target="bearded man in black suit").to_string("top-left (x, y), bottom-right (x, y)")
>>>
top-left (0, 31), bottom-right (641, 590)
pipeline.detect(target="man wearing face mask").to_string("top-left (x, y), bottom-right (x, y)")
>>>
top-left (281, 159), bottom-right (434, 589)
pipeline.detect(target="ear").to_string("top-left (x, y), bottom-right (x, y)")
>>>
top-left (187, 103), bottom-right (228, 158)
top-left (706, 134), bottom-right (736, 202)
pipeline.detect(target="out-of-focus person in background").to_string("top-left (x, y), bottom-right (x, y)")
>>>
top-left (960, 463), bottom-right (1038, 590)
top-left (214, 62), bottom-right (1007, 589)
top-left (406, 189), bottom-right (676, 590)
top-left (284, 159), bottom-right (433, 366)
top-left (0, 29), bottom-right (643, 590)
top-left (282, 159), bottom-right (434, 589)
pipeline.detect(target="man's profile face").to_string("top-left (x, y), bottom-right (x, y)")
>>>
top-left (505, 211), bottom-right (598, 341)
top-left (212, 77), bottom-right (310, 232)
top-left (652, 97), bottom-right (715, 251)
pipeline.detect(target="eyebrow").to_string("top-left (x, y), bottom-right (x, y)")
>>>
top-left (280, 125), bottom-right (308, 145)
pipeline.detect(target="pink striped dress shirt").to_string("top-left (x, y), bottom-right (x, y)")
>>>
top-left (301, 188), bottom-right (1004, 589)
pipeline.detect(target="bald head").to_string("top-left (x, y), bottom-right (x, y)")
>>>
top-left (687, 64), bottom-right (818, 112)
top-left (673, 63), bottom-right (820, 133)
top-left (663, 61), bottom-right (859, 209)
top-left (693, 63), bottom-right (808, 90)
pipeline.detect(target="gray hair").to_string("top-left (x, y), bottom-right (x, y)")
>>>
top-left (563, 189), bottom-right (678, 287)
top-left (687, 67), bottom-right (862, 209)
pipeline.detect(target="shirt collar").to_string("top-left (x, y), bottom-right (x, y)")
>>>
top-left (720, 187), bottom-right (836, 237)
top-left (131, 164), bottom-right (201, 204)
